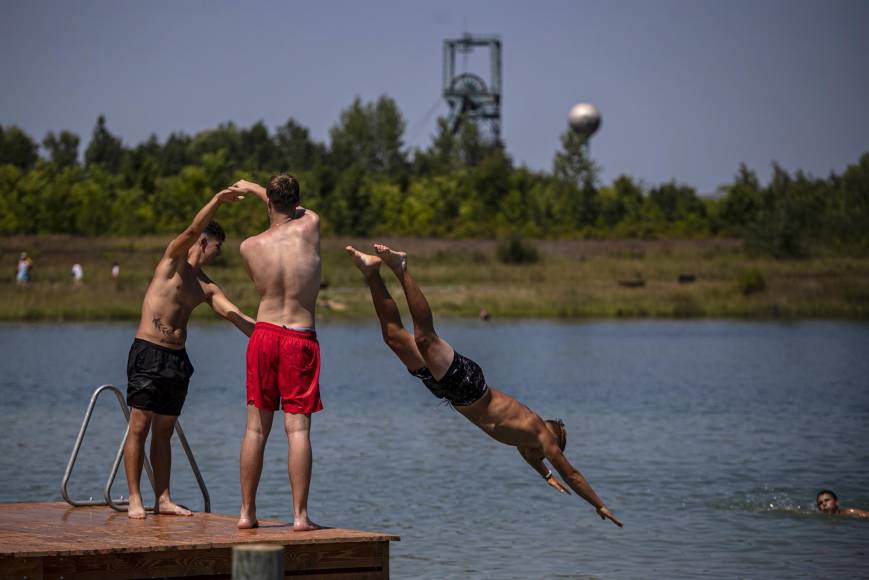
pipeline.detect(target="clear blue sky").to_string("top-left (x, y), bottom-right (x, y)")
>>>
top-left (2, 0), bottom-right (867, 192)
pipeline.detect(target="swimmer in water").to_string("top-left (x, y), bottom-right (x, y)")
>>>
top-left (816, 490), bottom-right (869, 518)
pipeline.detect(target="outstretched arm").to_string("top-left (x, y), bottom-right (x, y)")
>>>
top-left (844, 507), bottom-right (869, 518)
top-left (201, 277), bottom-right (255, 337)
top-left (517, 448), bottom-right (571, 494)
top-left (164, 189), bottom-right (244, 262)
top-left (544, 442), bottom-right (623, 527)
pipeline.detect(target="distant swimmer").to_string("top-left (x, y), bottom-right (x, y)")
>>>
top-left (124, 187), bottom-right (255, 519)
top-left (346, 244), bottom-right (623, 527)
top-left (816, 490), bottom-right (869, 518)
top-left (228, 177), bottom-right (323, 532)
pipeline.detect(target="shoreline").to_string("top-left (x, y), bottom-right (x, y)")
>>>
top-left (3, 235), bottom-right (868, 321)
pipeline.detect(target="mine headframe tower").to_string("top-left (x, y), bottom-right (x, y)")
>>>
top-left (442, 34), bottom-right (502, 144)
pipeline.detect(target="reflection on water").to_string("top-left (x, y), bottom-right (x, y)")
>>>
top-left (1, 320), bottom-right (868, 579)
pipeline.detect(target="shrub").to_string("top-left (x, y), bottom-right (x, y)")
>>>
top-left (738, 268), bottom-right (767, 296)
top-left (496, 236), bottom-right (539, 265)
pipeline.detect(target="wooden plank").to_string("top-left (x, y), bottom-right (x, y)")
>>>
top-left (0, 557), bottom-right (43, 580)
top-left (43, 548), bottom-right (232, 580)
top-left (283, 542), bottom-right (384, 571)
top-left (27, 544), bottom-right (388, 580)
top-left (0, 503), bottom-right (398, 559)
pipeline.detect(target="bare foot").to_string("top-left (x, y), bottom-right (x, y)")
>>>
top-left (155, 499), bottom-right (193, 517)
top-left (293, 517), bottom-right (323, 532)
top-left (237, 516), bottom-right (259, 529)
top-left (345, 245), bottom-right (382, 277)
top-left (373, 244), bottom-right (407, 274)
top-left (127, 495), bottom-right (146, 519)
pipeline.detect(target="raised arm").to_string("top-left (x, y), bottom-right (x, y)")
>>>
top-left (164, 188), bottom-right (244, 262)
top-left (543, 439), bottom-right (623, 527)
top-left (200, 276), bottom-right (255, 337)
top-left (229, 180), bottom-right (268, 205)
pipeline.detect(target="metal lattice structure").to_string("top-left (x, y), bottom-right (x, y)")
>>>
top-left (443, 34), bottom-right (502, 143)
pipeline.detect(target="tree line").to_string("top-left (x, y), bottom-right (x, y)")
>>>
top-left (1, 95), bottom-right (867, 257)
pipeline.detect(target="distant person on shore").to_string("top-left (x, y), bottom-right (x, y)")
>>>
top-left (816, 490), bottom-right (869, 518)
top-left (124, 187), bottom-right (256, 520)
top-left (228, 176), bottom-right (323, 531)
top-left (346, 244), bottom-right (623, 527)
top-left (16, 252), bottom-right (32, 286)
top-left (71, 263), bottom-right (84, 287)
top-left (112, 262), bottom-right (121, 281)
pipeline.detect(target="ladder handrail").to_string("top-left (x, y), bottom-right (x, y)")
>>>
top-left (62, 384), bottom-right (210, 513)
top-left (61, 384), bottom-right (155, 507)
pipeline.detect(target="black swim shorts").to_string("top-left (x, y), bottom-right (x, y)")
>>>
top-left (126, 338), bottom-right (194, 416)
top-left (408, 351), bottom-right (488, 407)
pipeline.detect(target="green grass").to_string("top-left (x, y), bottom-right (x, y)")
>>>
top-left (2, 235), bottom-right (868, 321)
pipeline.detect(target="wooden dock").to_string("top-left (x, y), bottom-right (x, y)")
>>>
top-left (0, 502), bottom-right (399, 579)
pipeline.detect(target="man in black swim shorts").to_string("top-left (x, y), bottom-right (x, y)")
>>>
top-left (123, 187), bottom-right (256, 519)
top-left (345, 244), bottom-right (623, 527)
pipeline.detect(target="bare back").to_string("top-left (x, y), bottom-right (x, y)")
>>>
top-left (458, 387), bottom-right (549, 449)
top-left (240, 209), bottom-right (321, 328)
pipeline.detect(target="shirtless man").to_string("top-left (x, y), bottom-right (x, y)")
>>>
top-left (125, 188), bottom-right (256, 519)
top-left (229, 176), bottom-right (323, 531)
top-left (817, 490), bottom-right (869, 518)
top-left (346, 244), bottom-right (623, 527)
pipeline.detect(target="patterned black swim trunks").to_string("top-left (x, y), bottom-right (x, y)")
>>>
top-left (126, 338), bottom-right (194, 416)
top-left (408, 351), bottom-right (488, 407)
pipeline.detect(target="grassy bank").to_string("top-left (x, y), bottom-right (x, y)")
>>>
top-left (2, 235), bottom-right (868, 321)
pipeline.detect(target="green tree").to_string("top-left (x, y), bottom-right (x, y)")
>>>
top-left (0, 164), bottom-right (24, 233)
top-left (275, 118), bottom-right (323, 172)
top-left (648, 181), bottom-right (706, 223)
top-left (124, 135), bottom-right (161, 192)
top-left (329, 96), bottom-right (407, 178)
top-left (718, 163), bottom-right (761, 233)
top-left (161, 132), bottom-right (193, 176)
top-left (837, 153), bottom-right (869, 246)
top-left (553, 128), bottom-right (601, 229)
top-left (241, 121), bottom-right (278, 171)
top-left (188, 123), bottom-right (242, 173)
top-left (84, 115), bottom-right (125, 173)
top-left (412, 117), bottom-right (459, 176)
top-left (42, 130), bottom-right (80, 168)
top-left (0, 125), bottom-right (39, 170)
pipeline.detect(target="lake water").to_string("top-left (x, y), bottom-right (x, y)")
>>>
top-left (1, 320), bottom-right (868, 579)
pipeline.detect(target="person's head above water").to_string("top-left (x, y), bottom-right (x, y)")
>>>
top-left (266, 174), bottom-right (301, 216)
top-left (816, 489), bottom-right (839, 513)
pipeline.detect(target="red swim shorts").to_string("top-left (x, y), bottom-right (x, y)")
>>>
top-left (246, 322), bottom-right (323, 414)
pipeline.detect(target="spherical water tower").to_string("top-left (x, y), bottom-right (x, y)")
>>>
top-left (568, 103), bottom-right (602, 141)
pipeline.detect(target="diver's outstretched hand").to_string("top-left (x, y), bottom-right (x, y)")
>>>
top-left (547, 476), bottom-right (571, 495)
top-left (597, 506), bottom-right (623, 527)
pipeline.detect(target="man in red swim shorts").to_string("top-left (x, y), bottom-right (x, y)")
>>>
top-left (230, 176), bottom-right (323, 531)
top-left (246, 323), bottom-right (322, 415)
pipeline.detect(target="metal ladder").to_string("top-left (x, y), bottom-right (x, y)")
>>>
top-left (61, 384), bottom-right (211, 513)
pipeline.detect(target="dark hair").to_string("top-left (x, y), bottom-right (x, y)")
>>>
top-left (817, 489), bottom-right (837, 501)
top-left (266, 174), bottom-right (301, 214)
top-left (204, 220), bottom-right (225, 242)
top-left (545, 418), bottom-right (567, 451)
